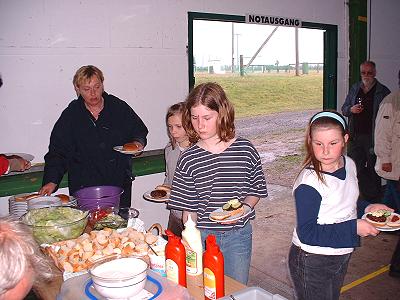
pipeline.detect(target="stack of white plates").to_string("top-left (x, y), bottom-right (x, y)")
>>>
top-left (9, 194), bottom-right (78, 218)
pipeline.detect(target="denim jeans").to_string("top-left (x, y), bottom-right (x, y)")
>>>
top-left (383, 180), bottom-right (400, 213)
top-left (200, 222), bottom-right (252, 285)
top-left (288, 244), bottom-right (351, 300)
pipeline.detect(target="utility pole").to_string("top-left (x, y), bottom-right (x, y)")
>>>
top-left (231, 23), bottom-right (235, 73)
top-left (235, 34), bottom-right (241, 71)
top-left (295, 27), bottom-right (299, 76)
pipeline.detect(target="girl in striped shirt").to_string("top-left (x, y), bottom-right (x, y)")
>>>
top-left (168, 82), bottom-right (268, 284)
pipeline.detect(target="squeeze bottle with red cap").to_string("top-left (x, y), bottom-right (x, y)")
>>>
top-left (203, 234), bottom-right (224, 300)
top-left (165, 229), bottom-right (187, 287)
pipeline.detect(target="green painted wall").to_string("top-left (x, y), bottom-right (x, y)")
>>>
top-left (349, 0), bottom-right (367, 86)
top-left (0, 154), bottom-right (165, 197)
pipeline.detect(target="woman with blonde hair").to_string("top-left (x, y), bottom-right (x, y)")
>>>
top-left (40, 65), bottom-right (148, 208)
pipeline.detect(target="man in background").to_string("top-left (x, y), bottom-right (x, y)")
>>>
top-left (342, 61), bottom-right (391, 201)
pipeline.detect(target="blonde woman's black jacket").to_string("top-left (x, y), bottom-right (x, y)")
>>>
top-left (43, 92), bottom-right (148, 194)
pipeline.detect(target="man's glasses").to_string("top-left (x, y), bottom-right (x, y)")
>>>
top-left (361, 71), bottom-right (374, 76)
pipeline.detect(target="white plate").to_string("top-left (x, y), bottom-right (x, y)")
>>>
top-left (362, 212), bottom-right (400, 232)
top-left (9, 194), bottom-right (76, 218)
top-left (113, 146), bottom-right (143, 155)
top-left (143, 190), bottom-right (170, 202)
top-left (3, 153), bottom-right (34, 161)
top-left (209, 203), bottom-right (252, 223)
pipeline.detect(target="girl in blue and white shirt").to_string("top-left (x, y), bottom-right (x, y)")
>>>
top-left (288, 111), bottom-right (392, 300)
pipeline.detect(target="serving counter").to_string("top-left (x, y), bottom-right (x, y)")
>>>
top-left (0, 150), bottom-right (165, 197)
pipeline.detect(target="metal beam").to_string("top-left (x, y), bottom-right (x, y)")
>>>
top-left (245, 26), bottom-right (279, 69)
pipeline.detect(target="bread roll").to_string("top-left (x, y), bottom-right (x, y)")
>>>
top-left (210, 210), bottom-right (231, 221)
top-left (155, 184), bottom-right (171, 193)
top-left (122, 142), bottom-right (140, 151)
top-left (387, 214), bottom-right (400, 228)
top-left (210, 206), bottom-right (244, 221)
top-left (55, 194), bottom-right (70, 203)
top-left (365, 214), bottom-right (387, 227)
top-left (14, 193), bottom-right (39, 202)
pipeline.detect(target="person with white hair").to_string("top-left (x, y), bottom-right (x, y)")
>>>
top-left (0, 216), bottom-right (53, 300)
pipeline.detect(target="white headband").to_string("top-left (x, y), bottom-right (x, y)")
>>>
top-left (310, 111), bottom-right (346, 130)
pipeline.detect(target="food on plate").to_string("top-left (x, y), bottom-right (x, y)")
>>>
top-left (148, 184), bottom-right (171, 199)
top-left (88, 207), bottom-right (127, 230)
top-left (155, 184), bottom-right (171, 193)
top-left (43, 227), bottom-right (158, 272)
top-left (14, 193), bottom-right (40, 202)
top-left (55, 194), bottom-right (70, 203)
top-left (93, 214), bottom-right (127, 230)
top-left (21, 207), bottom-right (89, 244)
top-left (365, 209), bottom-right (392, 227)
top-left (210, 199), bottom-right (245, 221)
top-left (387, 214), bottom-right (400, 228)
top-left (150, 189), bottom-right (167, 199)
top-left (145, 232), bottom-right (158, 245)
top-left (209, 210), bottom-right (232, 221)
top-left (222, 199), bottom-right (243, 211)
top-left (122, 142), bottom-right (140, 152)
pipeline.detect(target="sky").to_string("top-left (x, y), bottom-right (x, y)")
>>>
top-left (193, 20), bottom-right (324, 68)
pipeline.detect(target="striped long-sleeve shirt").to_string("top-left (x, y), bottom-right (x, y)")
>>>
top-left (168, 137), bottom-right (268, 230)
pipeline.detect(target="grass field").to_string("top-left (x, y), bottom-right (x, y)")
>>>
top-left (195, 72), bottom-right (322, 118)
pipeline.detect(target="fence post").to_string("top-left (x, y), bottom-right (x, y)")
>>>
top-left (302, 62), bottom-right (309, 74)
top-left (240, 55), bottom-right (244, 77)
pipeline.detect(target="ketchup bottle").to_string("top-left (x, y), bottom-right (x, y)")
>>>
top-left (165, 229), bottom-right (187, 287)
top-left (203, 235), bottom-right (224, 300)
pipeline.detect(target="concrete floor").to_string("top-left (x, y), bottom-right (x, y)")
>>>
top-left (249, 184), bottom-right (400, 300)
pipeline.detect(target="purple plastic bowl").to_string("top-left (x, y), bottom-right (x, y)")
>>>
top-left (73, 186), bottom-right (123, 211)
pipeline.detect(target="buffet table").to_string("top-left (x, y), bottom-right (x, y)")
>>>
top-left (34, 266), bottom-right (246, 300)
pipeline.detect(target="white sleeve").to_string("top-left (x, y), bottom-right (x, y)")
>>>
top-left (374, 96), bottom-right (393, 163)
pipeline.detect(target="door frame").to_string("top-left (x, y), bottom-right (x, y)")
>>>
top-left (188, 12), bottom-right (338, 109)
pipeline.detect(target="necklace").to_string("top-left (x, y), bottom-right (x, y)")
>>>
top-left (86, 98), bottom-right (104, 118)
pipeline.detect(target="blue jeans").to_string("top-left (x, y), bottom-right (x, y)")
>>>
top-left (288, 244), bottom-right (351, 300)
top-left (200, 222), bottom-right (252, 285)
top-left (383, 180), bottom-right (400, 213)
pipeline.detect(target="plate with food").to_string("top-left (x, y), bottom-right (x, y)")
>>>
top-left (209, 199), bottom-right (252, 223)
top-left (143, 184), bottom-right (171, 202)
top-left (362, 210), bottom-right (400, 231)
top-left (113, 143), bottom-right (143, 155)
top-left (3, 153), bottom-right (34, 161)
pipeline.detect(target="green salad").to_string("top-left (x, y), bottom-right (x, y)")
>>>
top-left (22, 207), bottom-right (88, 244)
top-left (93, 214), bottom-right (127, 230)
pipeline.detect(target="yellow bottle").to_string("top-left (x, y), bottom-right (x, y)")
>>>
top-left (181, 215), bottom-right (203, 275)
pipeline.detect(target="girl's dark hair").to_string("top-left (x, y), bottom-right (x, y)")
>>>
top-left (182, 82), bottom-right (235, 143)
top-left (300, 110), bottom-right (348, 184)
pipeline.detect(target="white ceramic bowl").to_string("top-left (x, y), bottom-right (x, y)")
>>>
top-left (89, 256), bottom-right (148, 299)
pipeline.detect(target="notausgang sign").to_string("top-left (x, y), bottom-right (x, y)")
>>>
top-left (246, 14), bottom-right (301, 28)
